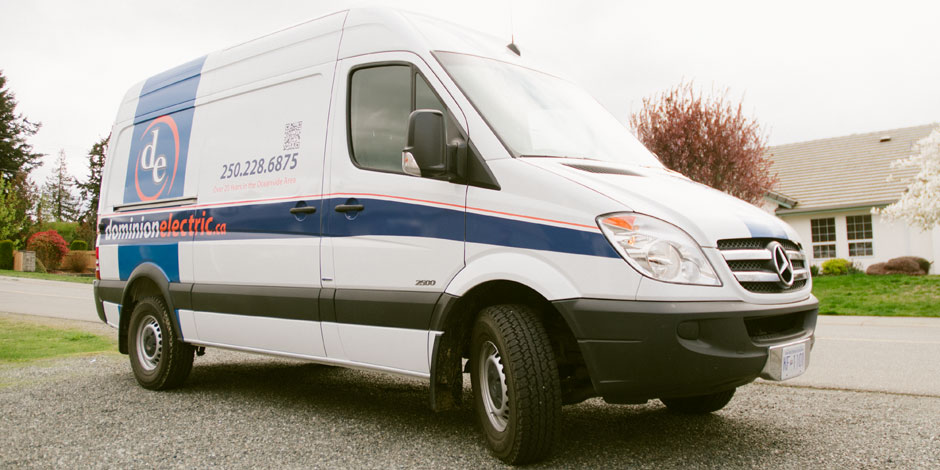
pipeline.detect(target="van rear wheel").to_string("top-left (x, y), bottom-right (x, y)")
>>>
top-left (470, 304), bottom-right (561, 464)
top-left (660, 388), bottom-right (736, 414)
top-left (128, 296), bottom-right (195, 390)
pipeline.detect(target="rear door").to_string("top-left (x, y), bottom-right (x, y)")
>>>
top-left (322, 52), bottom-right (468, 375)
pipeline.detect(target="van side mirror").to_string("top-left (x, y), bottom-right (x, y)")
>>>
top-left (402, 109), bottom-right (446, 177)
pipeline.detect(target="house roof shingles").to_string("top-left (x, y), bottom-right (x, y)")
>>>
top-left (767, 123), bottom-right (938, 214)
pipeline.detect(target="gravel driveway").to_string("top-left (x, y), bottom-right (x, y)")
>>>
top-left (1, 316), bottom-right (938, 469)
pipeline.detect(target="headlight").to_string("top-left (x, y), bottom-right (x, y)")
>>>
top-left (598, 213), bottom-right (720, 286)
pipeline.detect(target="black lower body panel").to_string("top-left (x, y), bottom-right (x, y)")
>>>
top-left (552, 296), bottom-right (818, 403)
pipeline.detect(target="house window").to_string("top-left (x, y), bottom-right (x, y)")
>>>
top-left (847, 215), bottom-right (874, 257)
top-left (811, 218), bottom-right (836, 259)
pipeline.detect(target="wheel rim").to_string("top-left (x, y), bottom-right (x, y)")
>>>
top-left (478, 340), bottom-right (510, 432)
top-left (136, 314), bottom-right (162, 371)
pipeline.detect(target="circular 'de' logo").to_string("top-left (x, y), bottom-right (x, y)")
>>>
top-left (134, 115), bottom-right (180, 201)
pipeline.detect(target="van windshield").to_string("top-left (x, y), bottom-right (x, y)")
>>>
top-left (435, 52), bottom-right (661, 167)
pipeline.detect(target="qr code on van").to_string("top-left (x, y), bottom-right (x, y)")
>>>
top-left (283, 121), bottom-right (303, 150)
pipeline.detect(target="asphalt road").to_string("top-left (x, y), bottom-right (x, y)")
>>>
top-left (1, 275), bottom-right (939, 468)
top-left (0, 275), bottom-right (97, 322)
top-left (780, 315), bottom-right (940, 397)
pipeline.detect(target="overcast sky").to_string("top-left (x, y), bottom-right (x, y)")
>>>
top-left (2, 0), bottom-right (938, 186)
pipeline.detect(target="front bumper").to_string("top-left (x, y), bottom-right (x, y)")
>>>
top-left (553, 296), bottom-right (818, 404)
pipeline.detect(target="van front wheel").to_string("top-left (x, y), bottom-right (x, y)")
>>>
top-left (128, 296), bottom-right (195, 390)
top-left (470, 304), bottom-right (561, 464)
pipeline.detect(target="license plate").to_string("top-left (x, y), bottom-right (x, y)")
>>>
top-left (761, 337), bottom-right (811, 381)
top-left (780, 342), bottom-right (807, 380)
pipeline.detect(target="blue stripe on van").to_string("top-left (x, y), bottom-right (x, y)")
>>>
top-left (467, 212), bottom-right (618, 258)
top-left (124, 57), bottom-right (206, 205)
top-left (326, 197), bottom-right (464, 241)
top-left (134, 56), bottom-right (207, 124)
top-left (118, 244), bottom-right (180, 282)
top-left (100, 198), bottom-right (618, 259)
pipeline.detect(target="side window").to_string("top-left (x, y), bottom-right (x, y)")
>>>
top-left (349, 65), bottom-right (411, 172)
top-left (349, 65), bottom-right (461, 174)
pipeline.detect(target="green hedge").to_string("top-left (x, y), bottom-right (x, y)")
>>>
top-left (0, 240), bottom-right (13, 270)
top-left (33, 221), bottom-right (80, 243)
top-left (69, 239), bottom-right (88, 251)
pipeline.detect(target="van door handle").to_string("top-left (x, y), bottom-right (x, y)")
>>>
top-left (334, 204), bottom-right (364, 213)
top-left (289, 206), bottom-right (317, 215)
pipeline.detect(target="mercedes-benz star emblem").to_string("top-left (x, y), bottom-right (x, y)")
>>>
top-left (768, 242), bottom-right (794, 288)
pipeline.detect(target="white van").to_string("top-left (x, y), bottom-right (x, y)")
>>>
top-left (94, 8), bottom-right (817, 464)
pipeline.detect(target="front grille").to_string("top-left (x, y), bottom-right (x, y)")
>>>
top-left (727, 260), bottom-right (765, 271)
top-left (741, 280), bottom-right (807, 293)
top-left (745, 311), bottom-right (806, 342)
top-left (718, 238), bottom-right (809, 294)
top-left (717, 238), bottom-right (800, 251)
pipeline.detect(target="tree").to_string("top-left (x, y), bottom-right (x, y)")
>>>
top-left (875, 126), bottom-right (940, 230)
top-left (0, 70), bottom-right (42, 180)
top-left (0, 172), bottom-right (36, 246)
top-left (630, 81), bottom-right (777, 204)
top-left (42, 150), bottom-right (81, 222)
top-left (0, 176), bottom-right (21, 240)
top-left (77, 134), bottom-right (108, 221)
top-left (75, 134), bottom-right (109, 245)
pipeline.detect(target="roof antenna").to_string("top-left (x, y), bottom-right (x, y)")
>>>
top-left (507, 0), bottom-right (520, 56)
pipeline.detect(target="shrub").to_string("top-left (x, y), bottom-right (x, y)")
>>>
top-left (822, 258), bottom-right (851, 275)
top-left (809, 265), bottom-right (820, 277)
top-left (63, 252), bottom-right (89, 273)
top-left (868, 257), bottom-right (927, 275)
top-left (26, 230), bottom-right (69, 271)
top-left (0, 240), bottom-right (13, 270)
top-left (900, 256), bottom-right (932, 274)
top-left (865, 263), bottom-right (887, 275)
top-left (69, 239), bottom-right (88, 251)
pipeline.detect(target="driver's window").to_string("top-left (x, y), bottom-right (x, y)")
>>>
top-left (349, 65), bottom-right (411, 172)
top-left (348, 64), bottom-right (454, 174)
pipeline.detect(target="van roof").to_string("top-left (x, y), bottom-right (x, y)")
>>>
top-left (115, 7), bottom-right (525, 125)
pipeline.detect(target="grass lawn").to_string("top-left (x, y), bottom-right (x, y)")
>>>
top-left (0, 317), bottom-right (114, 363)
top-left (0, 269), bottom-right (94, 284)
top-left (812, 274), bottom-right (940, 317)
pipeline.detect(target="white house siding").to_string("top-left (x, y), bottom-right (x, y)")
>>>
top-left (779, 210), bottom-right (939, 274)
top-left (933, 227), bottom-right (940, 274)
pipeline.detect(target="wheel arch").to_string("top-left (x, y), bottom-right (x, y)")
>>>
top-left (444, 251), bottom-right (580, 301)
top-left (118, 263), bottom-right (183, 354)
top-left (428, 279), bottom-right (591, 411)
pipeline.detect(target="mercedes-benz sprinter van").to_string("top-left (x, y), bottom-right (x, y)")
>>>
top-left (93, 8), bottom-right (817, 464)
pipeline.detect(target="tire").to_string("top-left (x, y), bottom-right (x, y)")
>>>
top-left (127, 296), bottom-right (195, 390)
top-left (660, 388), bottom-right (736, 414)
top-left (470, 304), bottom-right (561, 465)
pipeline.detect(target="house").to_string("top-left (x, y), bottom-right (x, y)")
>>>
top-left (764, 123), bottom-right (940, 274)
